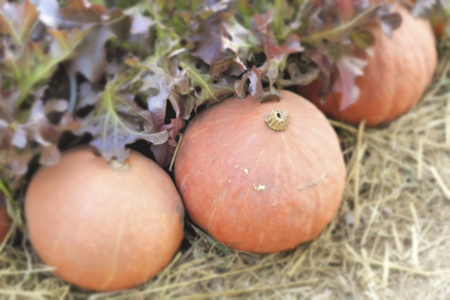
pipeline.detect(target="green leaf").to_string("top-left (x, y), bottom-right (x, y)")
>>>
top-left (349, 28), bottom-right (375, 49)
top-left (15, 28), bottom-right (89, 106)
top-left (179, 60), bottom-right (219, 107)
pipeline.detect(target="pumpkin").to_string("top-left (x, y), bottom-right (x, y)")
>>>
top-left (174, 90), bottom-right (346, 253)
top-left (25, 147), bottom-right (185, 291)
top-left (297, 5), bottom-right (437, 127)
top-left (0, 194), bottom-right (11, 243)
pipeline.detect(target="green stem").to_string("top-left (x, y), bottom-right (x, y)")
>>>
top-left (179, 61), bottom-right (218, 102)
top-left (301, 5), bottom-right (382, 44)
top-left (0, 179), bottom-right (18, 208)
top-left (16, 56), bottom-right (69, 106)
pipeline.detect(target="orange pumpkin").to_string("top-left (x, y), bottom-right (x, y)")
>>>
top-left (0, 195), bottom-right (11, 243)
top-left (297, 5), bottom-right (437, 127)
top-left (174, 90), bottom-right (346, 253)
top-left (25, 147), bottom-right (185, 291)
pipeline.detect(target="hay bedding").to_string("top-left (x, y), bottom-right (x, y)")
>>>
top-left (1, 45), bottom-right (449, 300)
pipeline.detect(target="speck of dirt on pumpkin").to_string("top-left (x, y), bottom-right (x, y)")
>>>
top-left (253, 183), bottom-right (266, 191)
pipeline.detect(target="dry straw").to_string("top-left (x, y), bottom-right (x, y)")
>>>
top-left (1, 44), bottom-right (449, 300)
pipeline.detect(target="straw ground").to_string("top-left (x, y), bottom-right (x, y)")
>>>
top-left (1, 43), bottom-right (449, 299)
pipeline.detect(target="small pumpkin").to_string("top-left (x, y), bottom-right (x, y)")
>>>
top-left (0, 194), bottom-right (11, 243)
top-left (297, 5), bottom-right (437, 127)
top-left (25, 147), bottom-right (185, 291)
top-left (174, 90), bottom-right (346, 253)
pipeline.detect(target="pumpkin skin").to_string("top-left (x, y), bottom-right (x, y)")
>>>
top-left (174, 90), bottom-right (346, 253)
top-left (297, 5), bottom-right (437, 127)
top-left (25, 147), bottom-right (184, 291)
top-left (0, 195), bottom-right (11, 243)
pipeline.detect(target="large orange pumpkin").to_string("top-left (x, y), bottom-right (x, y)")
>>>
top-left (297, 5), bottom-right (437, 127)
top-left (0, 194), bottom-right (11, 243)
top-left (25, 147), bottom-right (184, 291)
top-left (174, 90), bottom-right (346, 253)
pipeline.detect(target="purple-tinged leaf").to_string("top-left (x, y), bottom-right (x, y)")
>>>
top-left (252, 10), bottom-right (274, 45)
top-left (266, 59), bottom-right (279, 88)
top-left (234, 73), bottom-right (248, 99)
top-left (151, 116), bottom-right (185, 166)
top-left (0, 121), bottom-right (10, 150)
top-left (192, 10), bottom-right (252, 78)
top-left (11, 154), bottom-right (28, 176)
top-left (336, 0), bottom-right (356, 21)
top-left (209, 54), bottom-right (236, 78)
top-left (21, 100), bottom-right (61, 147)
top-left (167, 59), bottom-right (190, 95)
top-left (269, 34), bottom-right (304, 62)
top-left (11, 127), bottom-right (27, 149)
top-left (378, 7), bottom-right (402, 39)
top-left (76, 82), bottom-right (101, 110)
top-left (44, 99), bottom-right (69, 114)
top-left (36, 0), bottom-right (108, 29)
top-left (248, 66), bottom-right (263, 97)
top-left (333, 55), bottom-right (367, 110)
top-left (40, 144), bottom-right (61, 166)
top-left (150, 143), bottom-right (171, 169)
top-left (192, 18), bottom-right (223, 65)
top-left (74, 71), bottom-right (173, 163)
top-left (66, 26), bottom-right (115, 82)
top-left (411, 0), bottom-right (438, 18)
top-left (88, 116), bottom-right (169, 162)
top-left (128, 10), bottom-right (154, 36)
top-left (59, 112), bottom-right (81, 131)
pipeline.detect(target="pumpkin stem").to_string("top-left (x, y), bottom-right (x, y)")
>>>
top-left (265, 109), bottom-right (289, 131)
top-left (110, 159), bottom-right (130, 173)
